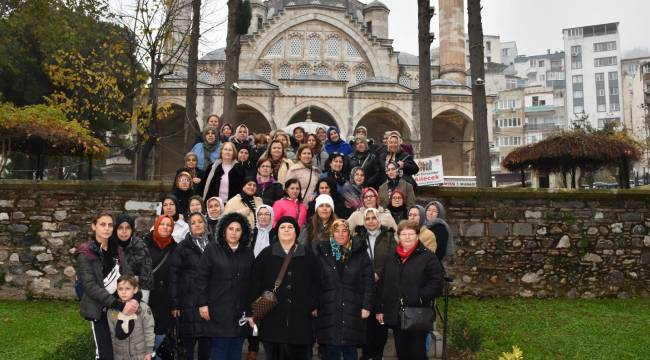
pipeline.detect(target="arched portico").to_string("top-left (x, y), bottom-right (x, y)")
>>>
top-left (353, 102), bottom-right (414, 142)
top-left (431, 109), bottom-right (474, 176)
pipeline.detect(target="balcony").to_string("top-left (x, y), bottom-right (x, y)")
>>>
top-left (524, 123), bottom-right (561, 131)
top-left (525, 105), bottom-right (556, 113)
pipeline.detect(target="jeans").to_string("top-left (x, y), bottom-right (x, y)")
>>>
top-left (211, 337), bottom-right (244, 360)
top-left (324, 345), bottom-right (358, 360)
top-left (153, 334), bottom-right (166, 360)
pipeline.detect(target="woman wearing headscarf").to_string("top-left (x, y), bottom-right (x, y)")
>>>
top-left (111, 214), bottom-right (152, 303)
top-left (220, 123), bottom-right (233, 143)
top-left (378, 161), bottom-right (415, 208)
top-left (324, 126), bottom-right (352, 156)
top-left (386, 188), bottom-right (408, 224)
top-left (250, 216), bottom-right (320, 360)
top-left (201, 141), bottom-right (246, 204)
top-left (231, 124), bottom-right (253, 148)
top-left (307, 133), bottom-right (329, 171)
top-left (176, 152), bottom-right (205, 189)
top-left (340, 167), bottom-right (365, 211)
top-left (259, 139), bottom-right (293, 185)
top-left (347, 187), bottom-right (397, 233)
top-left (299, 194), bottom-right (337, 253)
top-left (424, 201), bottom-right (454, 262)
top-left (314, 219), bottom-right (373, 360)
top-left (408, 205), bottom-right (437, 253)
top-left (256, 158), bottom-right (283, 206)
top-left (196, 212), bottom-right (255, 360)
top-left (143, 215), bottom-right (178, 353)
top-left (172, 171), bottom-right (196, 217)
top-left (237, 143), bottom-right (258, 178)
top-left (159, 194), bottom-right (189, 243)
top-left (378, 133), bottom-right (419, 189)
top-left (169, 212), bottom-right (213, 360)
top-left (348, 135), bottom-right (381, 190)
top-left (320, 152), bottom-right (349, 193)
top-left (206, 196), bottom-right (223, 236)
top-left (286, 144), bottom-right (321, 204)
top-left (272, 178), bottom-right (308, 229)
top-left (191, 126), bottom-right (221, 171)
top-left (224, 176), bottom-right (265, 230)
top-left (353, 208), bottom-right (396, 360)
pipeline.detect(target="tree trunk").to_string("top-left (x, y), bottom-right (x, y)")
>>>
top-left (222, 0), bottom-right (242, 125)
top-left (135, 56), bottom-right (161, 180)
top-left (417, 0), bottom-right (433, 157)
top-left (619, 157), bottom-right (630, 189)
top-left (467, 0), bottom-right (491, 187)
top-left (184, 0), bottom-right (202, 149)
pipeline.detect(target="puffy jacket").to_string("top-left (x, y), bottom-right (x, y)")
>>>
top-left (377, 243), bottom-right (444, 327)
top-left (378, 149), bottom-right (419, 188)
top-left (200, 161), bottom-right (246, 201)
top-left (325, 139), bottom-right (353, 156)
top-left (285, 162), bottom-right (321, 204)
top-left (169, 232), bottom-right (214, 338)
top-left (195, 212), bottom-right (255, 338)
top-left (144, 233), bottom-right (177, 334)
top-left (314, 239), bottom-right (373, 346)
top-left (272, 198), bottom-right (307, 229)
top-left (75, 240), bottom-right (131, 321)
top-left (353, 226), bottom-right (397, 277)
top-left (223, 194), bottom-right (264, 230)
top-left (348, 150), bottom-right (382, 189)
top-left (107, 302), bottom-right (155, 360)
top-left (122, 236), bottom-right (153, 291)
top-left (256, 181), bottom-right (283, 206)
top-left (347, 207), bottom-right (398, 234)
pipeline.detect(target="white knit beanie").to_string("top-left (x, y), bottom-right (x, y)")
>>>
top-left (314, 194), bottom-right (334, 211)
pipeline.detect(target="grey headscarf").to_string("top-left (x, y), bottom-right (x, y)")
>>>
top-left (408, 205), bottom-right (426, 227)
top-left (424, 201), bottom-right (454, 258)
top-left (188, 212), bottom-right (210, 252)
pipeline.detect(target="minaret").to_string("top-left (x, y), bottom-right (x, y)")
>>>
top-left (163, 0), bottom-right (192, 74)
top-left (438, 0), bottom-right (466, 85)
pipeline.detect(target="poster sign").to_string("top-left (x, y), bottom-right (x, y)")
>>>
top-left (414, 156), bottom-right (444, 186)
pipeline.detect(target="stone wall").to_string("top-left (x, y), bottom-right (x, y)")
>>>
top-left (0, 180), bottom-right (649, 299)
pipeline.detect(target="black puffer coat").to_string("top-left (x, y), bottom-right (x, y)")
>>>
top-left (122, 236), bottom-right (152, 291)
top-left (348, 150), bottom-right (381, 190)
top-left (314, 239), bottom-right (373, 347)
top-left (377, 243), bottom-right (444, 327)
top-left (251, 242), bottom-right (320, 345)
top-left (378, 148), bottom-right (419, 189)
top-left (144, 232), bottom-right (177, 335)
top-left (256, 181), bottom-right (283, 206)
top-left (195, 212), bottom-right (255, 338)
top-left (169, 232), bottom-right (214, 338)
top-left (201, 161), bottom-right (246, 201)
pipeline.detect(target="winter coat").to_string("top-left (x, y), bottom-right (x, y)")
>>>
top-left (275, 158), bottom-right (294, 185)
top-left (325, 139), bottom-right (353, 156)
top-left (107, 302), bottom-right (155, 360)
top-left (428, 220), bottom-right (452, 262)
top-left (378, 179), bottom-right (416, 208)
top-left (272, 198), bottom-right (307, 229)
top-left (144, 232), bottom-right (178, 334)
top-left (251, 242), bottom-right (320, 345)
top-left (348, 150), bottom-right (382, 189)
top-left (168, 232), bottom-right (214, 338)
top-left (378, 149), bottom-right (419, 188)
top-left (377, 243), bottom-right (444, 327)
top-left (195, 212), bottom-right (255, 338)
top-left (298, 219), bottom-right (333, 253)
top-left (223, 194), bottom-right (264, 230)
top-left (419, 226), bottom-right (437, 253)
top-left (191, 142), bottom-right (221, 171)
top-left (312, 147), bottom-right (329, 171)
top-left (353, 226), bottom-right (397, 277)
top-left (201, 161), bottom-right (246, 201)
top-left (256, 180), bottom-right (283, 206)
top-left (314, 240), bottom-right (373, 346)
top-left (306, 193), bottom-right (351, 220)
top-left (285, 162), bottom-right (321, 204)
top-left (347, 207), bottom-right (398, 234)
top-left (121, 236), bottom-right (153, 291)
top-left (76, 240), bottom-right (131, 321)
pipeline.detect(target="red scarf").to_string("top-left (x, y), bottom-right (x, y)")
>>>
top-left (396, 243), bottom-right (417, 263)
top-left (153, 215), bottom-right (175, 250)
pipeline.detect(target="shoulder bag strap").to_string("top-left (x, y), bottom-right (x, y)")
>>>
top-left (272, 244), bottom-right (297, 292)
top-left (152, 250), bottom-right (171, 274)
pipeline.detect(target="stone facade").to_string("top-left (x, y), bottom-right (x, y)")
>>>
top-left (1, 180), bottom-right (649, 300)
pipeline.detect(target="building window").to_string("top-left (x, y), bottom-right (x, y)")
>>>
top-left (595, 73), bottom-right (604, 82)
top-left (298, 64), bottom-right (310, 76)
top-left (399, 74), bottom-right (411, 88)
top-left (289, 36), bottom-right (302, 57)
top-left (307, 35), bottom-right (321, 58)
top-left (216, 72), bottom-right (225, 84)
top-left (316, 65), bottom-right (329, 76)
top-left (326, 36), bottom-right (339, 57)
top-left (571, 45), bottom-right (581, 56)
top-left (336, 66), bottom-right (348, 81)
top-left (539, 74), bottom-right (546, 82)
top-left (266, 39), bottom-right (284, 57)
top-left (610, 103), bottom-right (620, 111)
top-left (597, 104), bottom-right (606, 112)
top-left (354, 66), bottom-right (368, 83)
top-left (597, 88), bottom-right (605, 96)
top-left (279, 64), bottom-right (291, 79)
top-left (572, 75), bottom-right (583, 84)
top-left (538, 60), bottom-right (545, 67)
top-left (532, 96), bottom-right (546, 106)
top-left (573, 106), bottom-right (584, 114)
top-left (347, 42), bottom-right (360, 58)
top-left (260, 63), bottom-right (272, 81)
top-left (573, 91), bottom-right (583, 98)
top-left (530, 59), bottom-right (535, 67)
top-left (610, 87), bottom-right (619, 96)
top-left (594, 41), bottom-right (617, 52)
top-left (486, 56), bottom-right (492, 63)
top-left (594, 56), bottom-right (618, 67)
top-left (571, 61), bottom-right (582, 69)
top-left (608, 71), bottom-right (618, 81)
top-left (486, 41), bottom-right (491, 51)
top-left (506, 79), bottom-right (518, 89)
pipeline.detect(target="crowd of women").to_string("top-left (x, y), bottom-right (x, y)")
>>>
top-left (76, 114), bottom-right (454, 360)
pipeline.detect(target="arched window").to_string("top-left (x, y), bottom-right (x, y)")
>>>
top-left (399, 74), bottom-right (411, 88)
top-left (347, 41), bottom-right (360, 58)
top-left (316, 65), bottom-right (329, 76)
top-left (308, 35), bottom-right (321, 58)
top-left (354, 66), bottom-right (368, 83)
top-left (266, 39), bottom-right (284, 57)
top-left (260, 63), bottom-right (272, 81)
top-left (289, 36), bottom-right (302, 57)
top-left (326, 36), bottom-right (339, 57)
top-left (298, 63), bottom-right (311, 77)
top-left (216, 72), bottom-right (225, 84)
top-left (279, 64), bottom-right (291, 79)
top-left (336, 65), bottom-right (348, 81)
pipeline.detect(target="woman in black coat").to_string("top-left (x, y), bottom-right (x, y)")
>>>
top-left (314, 219), bottom-right (373, 360)
top-left (110, 213), bottom-right (152, 303)
top-left (255, 158), bottom-right (284, 206)
top-left (348, 136), bottom-right (381, 190)
top-left (169, 212), bottom-right (214, 360)
top-left (378, 133), bottom-right (419, 189)
top-left (196, 212), bottom-right (255, 360)
top-left (251, 216), bottom-right (320, 360)
top-left (376, 221), bottom-right (444, 360)
top-left (201, 141), bottom-right (246, 203)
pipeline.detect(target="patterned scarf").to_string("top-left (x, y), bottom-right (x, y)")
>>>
top-left (241, 191), bottom-right (257, 225)
top-left (329, 237), bottom-right (352, 262)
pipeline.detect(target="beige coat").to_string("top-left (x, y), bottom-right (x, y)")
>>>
top-left (223, 194), bottom-right (264, 229)
top-left (285, 162), bottom-right (321, 204)
top-left (419, 226), bottom-right (437, 252)
top-left (276, 158), bottom-right (294, 186)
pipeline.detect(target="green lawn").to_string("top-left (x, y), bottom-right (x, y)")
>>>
top-left (1, 299), bottom-right (649, 359)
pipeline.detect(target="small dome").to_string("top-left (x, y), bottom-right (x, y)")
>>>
top-left (364, 1), bottom-right (389, 11)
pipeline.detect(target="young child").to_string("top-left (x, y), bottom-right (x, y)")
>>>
top-left (107, 274), bottom-right (155, 360)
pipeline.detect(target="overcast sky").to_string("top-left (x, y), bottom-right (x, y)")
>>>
top-left (190, 0), bottom-right (650, 58)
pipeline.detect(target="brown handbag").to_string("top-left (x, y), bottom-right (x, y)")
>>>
top-left (251, 244), bottom-right (296, 321)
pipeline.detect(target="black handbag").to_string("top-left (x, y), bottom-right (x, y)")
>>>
top-left (155, 318), bottom-right (187, 360)
top-left (399, 304), bottom-right (435, 331)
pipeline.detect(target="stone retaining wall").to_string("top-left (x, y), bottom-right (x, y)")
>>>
top-left (0, 180), bottom-right (649, 299)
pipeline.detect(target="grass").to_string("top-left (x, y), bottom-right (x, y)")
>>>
top-left (447, 298), bottom-right (650, 359)
top-left (1, 299), bottom-right (649, 359)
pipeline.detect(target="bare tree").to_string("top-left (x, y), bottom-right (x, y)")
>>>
top-left (467, 0), bottom-right (491, 187)
top-left (417, 0), bottom-right (434, 156)
top-left (222, 0), bottom-right (250, 125)
top-left (184, 0), bottom-right (202, 148)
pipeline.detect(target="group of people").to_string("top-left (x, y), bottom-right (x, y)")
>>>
top-left (75, 114), bottom-right (454, 360)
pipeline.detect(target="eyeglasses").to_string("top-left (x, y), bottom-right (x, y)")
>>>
top-left (363, 194), bottom-right (376, 199)
top-left (178, 178), bottom-right (192, 183)
top-left (260, 165), bottom-right (272, 168)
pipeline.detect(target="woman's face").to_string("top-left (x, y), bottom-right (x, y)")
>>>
top-left (391, 193), bottom-right (404, 207)
top-left (332, 225), bottom-right (350, 246)
top-left (207, 200), bottom-right (221, 218)
top-left (270, 142), bottom-right (283, 159)
top-left (222, 144), bottom-right (235, 161)
top-left (364, 212), bottom-right (379, 231)
top-left (317, 129), bottom-right (327, 142)
top-left (318, 182), bottom-right (331, 195)
top-left (286, 182), bottom-right (301, 199)
top-left (205, 131), bottom-right (217, 145)
top-left (225, 222), bottom-right (242, 246)
top-left (388, 136), bottom-right (400, 153)
top-left (189, 199), bottom-right (203, 214)
top-left (362, 191), bottom-right (377, 208)
top-left (92, 215), bottom-right (114, 242)
top-left (117, 222), bottom-right (132, 242)
top-left (185, 155), bottom-right (197, 169)
top-left (398, 228), bottom-right (418, 251)
top-left (386, 164), bottom-right (398, 180)
top-left (190, 215), bottom-right (205, 236)
top-left (353, 169), bottom-right (365, 186)
top-left (355, 141), bottom-right (368, 152)
top-left (243, 181), bottom-right (257, 196)
top-left (294, 128), bottom-right (304, 142)
top-left (258, 208), bottom-right (271, 228)
top-left (222, 126), bottom-right (232, 137)
top-left (238, 149), bottom-right (250, 163)
top-left (277, 222), bottom-right (296, 243)
top-left (162, 199), bottom-right (177, 217)
top-left (207, 116), bottom-right (219, 127)
top-left (176, 175), bottom-right (192, 191)
top-left (157, 217), bottom-right (173, 237)
top-left (330, 156), bottom-right (344, 172)
top-left (258, 160), bottom-right (272, 177)
top-left (307, 136), bottom-right (317, 148)
top-left (317, 204), bottom-right (333, 220)
top-left (408, 208), bottom-right (420, 224)
top-left (277, 135), bottom-right (289, 147)
top-left (329, 130), bottom-right (340, 142)
top-left (237, 126), bottom-right (248, 141)
top-left (299, 148), bottom-right (312, 165)
top-left (426, 205), bottom-right (439, 221)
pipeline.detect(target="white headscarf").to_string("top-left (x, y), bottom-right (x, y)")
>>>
top-left (253, 205), bottom-right (274, 257)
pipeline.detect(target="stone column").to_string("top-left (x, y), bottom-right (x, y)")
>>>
top-left (438, 0), bottom-right (466, 85)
